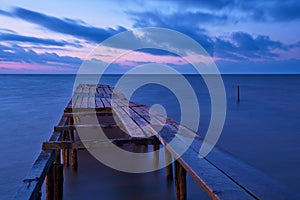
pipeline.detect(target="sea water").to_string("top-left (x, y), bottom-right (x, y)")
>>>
top-left (0, 74), bottom-right (299, 199)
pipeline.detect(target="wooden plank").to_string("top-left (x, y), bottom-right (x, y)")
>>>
top-left (103, 87), bottom-right (112, 95)
top-left (111, 102), bottom-right (146, 137)
top-left (95, 97), bottom-right (105, 109)
top-left (74, 95), bottom-right (83, 109)
top-left (82, 86), bottom-right (90, 95)
top-left (97, 87), bottom-right (106, 97)
top-left (81, 96), bottom-right (89, 108)
top-left (88, 96), bottom-right (96, 108)
top-left (101, 98), bottom-right (111, 110)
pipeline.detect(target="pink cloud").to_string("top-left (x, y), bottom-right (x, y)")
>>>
top-left (0, 61), bottom-right (75, 73)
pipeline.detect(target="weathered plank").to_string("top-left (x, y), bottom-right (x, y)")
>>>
top-left (74, 95), bottom-right (83, 109)
top-left (111, 101), bottom-right (146, 137)
top-left (95, 97), bottom-right (105, 109)
top-left (81, 96), bottom-right (89, 108)
top-left (101, 98), bottom-right (111, 109)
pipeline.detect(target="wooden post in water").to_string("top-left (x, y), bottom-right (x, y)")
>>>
top-left (54, 150), bottom-right (63, 200)
top-left (61, 131), bottom-right (69, 167)
top-left (64, 121), bottom-right (70, 167)
top-left (165, 149), bottom-right (173, 180)
top-left (70, 117), bottom-right (78, 171)
top-left (46, 163), bottom-right (54, 200)
top-left (237, 85), bottom-right (240, 103)
top-left (153, 143), bottom-right (159, 167)
top-left (175, 161), bottom-right (187, 200)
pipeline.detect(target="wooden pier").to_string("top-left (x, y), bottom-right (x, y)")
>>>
top-left (14, 84), bottom-right (293, 200)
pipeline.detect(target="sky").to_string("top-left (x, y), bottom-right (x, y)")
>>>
top-left (0, 0), bottom-right (300, 74)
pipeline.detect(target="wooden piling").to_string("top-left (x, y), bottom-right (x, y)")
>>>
top-left (46, 163), bottom-right (54, 200)
top-left (70, 117), bottom-right (78, 171)
top-left (165, 149), bottom-right (173, 180)
top-left (153, 143), bottom-right (159, 167)
top-left (237, 85), bottom-right (240, 103)
top-left (175, 161), bottom-right (180, 200)
top-left (175, 161), bottom-right (187, 200)
top-left (142, 144), bottom-right (148, 153)
top-left (54, 150), bottom-right (63, 200)
top-left (62, 131), bottom-right (69, 167)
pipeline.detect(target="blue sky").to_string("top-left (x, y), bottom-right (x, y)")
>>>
top-left (0, 0), bottom-right (299, 74)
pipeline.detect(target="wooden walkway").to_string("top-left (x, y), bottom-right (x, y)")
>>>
top-left (14, 84), bottom-right (293, 200)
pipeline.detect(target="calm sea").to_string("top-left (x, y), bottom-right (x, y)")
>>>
top-left (0, 74), bottom-right (299, 199)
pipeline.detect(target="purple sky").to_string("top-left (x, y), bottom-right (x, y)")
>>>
top-left (0, 0), bottom-right (300, 74)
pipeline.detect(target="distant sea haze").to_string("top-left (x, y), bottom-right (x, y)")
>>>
top-left (0, 74), bottom-right (299, 199)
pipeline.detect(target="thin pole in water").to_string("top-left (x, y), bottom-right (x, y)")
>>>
top-left (237, 85), bottom-right (240, 103)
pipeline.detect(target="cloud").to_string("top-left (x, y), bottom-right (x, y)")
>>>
top-left (178, 0), bottom-right (234, 9)
top-left (127, 10), bottom-right (295, 60)
top-left (128, 10), bottom-right (228, 27)
top-left (0, 9), bottom-right (13, 17)
top-left (137, 0), bottom-right (234, 10)
top-left (128, 11), bottom-right (215, 55)
top-left (237, 1), bottom-right (300, 22)
top-left (11, 7), bottom-right (127, 43)
top-left (0, 32), bottom-right (82, 47)
top-left (0, 44), bottom-right (82, 68)
top-left (214, 32), bottom-right (289, 60)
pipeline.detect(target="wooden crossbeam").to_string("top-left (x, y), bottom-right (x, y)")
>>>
top-left (54, 124), bottom-right (118, 131)
top-left (42, 137), bottom-right (159, 150)
top-left (63, 111), bottom-right (112, 117)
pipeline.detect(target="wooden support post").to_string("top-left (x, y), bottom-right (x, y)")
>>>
top-left (70, 117), bottom-right (78, 171)
top-left (165, 149), bottom-right (173, 180)
top-left (54, 150), bottom-right (63, 200)
top-left (179, 163), bottom-right (187, 200)
top-left (175, 161), bottom-right (187, 200)
top-left (46, 163), bottom-right (54, 200)
top-left (237, 85), bottom-right (240, 103)
top-left (175, 161), bottom-right (180, 200)
top-left (142, 144), bottom-right (148, 153)
top-left (35, 189), bottom-right (42, 200)
top-left (153, 143), bottom-right (159, 167)
top-left (63, 118), bottom-right (71, 167)
top-left (61, 131), bottom-right (69, 167)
